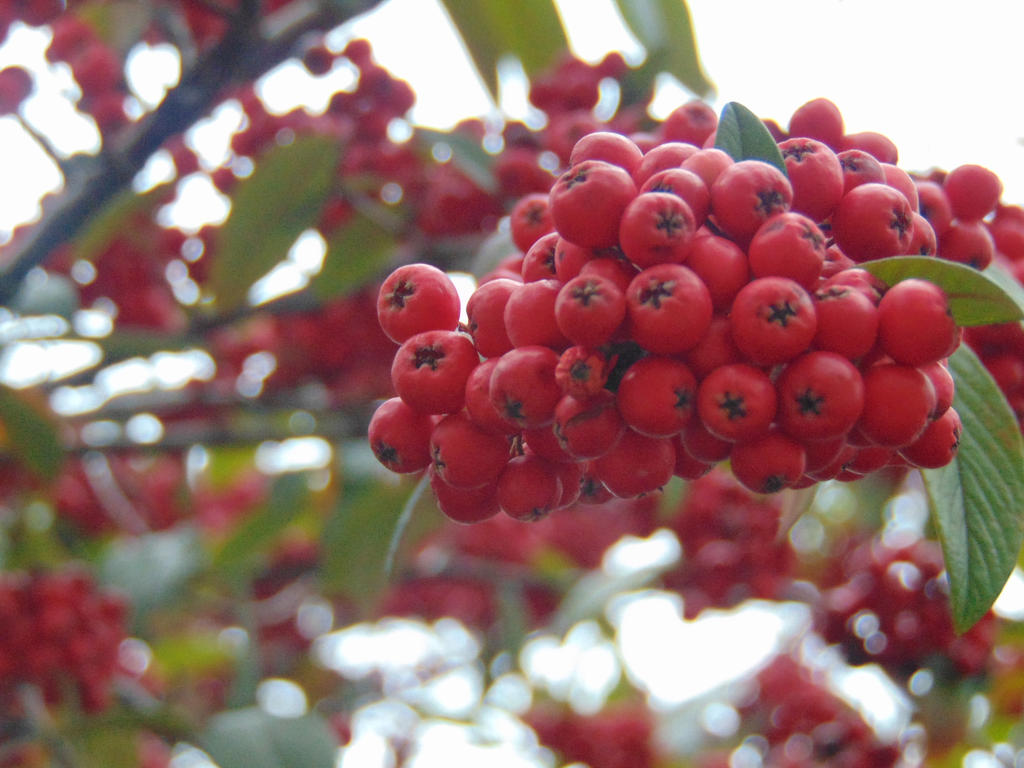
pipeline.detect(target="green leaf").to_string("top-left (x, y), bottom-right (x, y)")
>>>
top-left (72, 183), bottom-right (169, 264)
top-left (714, 102), bottom-right (787, 175)
top-left (417, 128), bottom-right (497, 194)
top-left (213, 473), bottom-right (309, 578)
top-left (0, 386), bottom-right (63, 480)
top-left (861, 256), bottom-right (1024, 326)
top-left (201, 708), bottom-right (338, 768)
top-left (614, 0), bottom-right (714, 98)
top-left (312, 209), bottom-right (398, 301)
top-left (101, 525), bottom-right (205, 625)
top-left (320, 443), bottom-right (441, 607)
top-left (213, 136), bottom-right (340, 312)
top-left (921, 345), bottom-right (1024, 632)
top-left (439, 0), bottom-right (568, 101)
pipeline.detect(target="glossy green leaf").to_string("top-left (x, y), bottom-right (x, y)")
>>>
top-left (101, 525), bottom-right (205, 625)
top-left (861, 256), bottom-right (1024, 326)
top-left (921, 345), bottom-right (1024, 632)
top-left (614, 0), bottom-right (714, 97)
top-left (312, 208), bottom-right (398, 301)
top-left (439, 0), bottom-right (568, 101)
top-left (213, 136), bottom-right (339, 312)
top-left (0, 386), bottom-right (63, 480)
top-left (214, 473), bottom-right (309, 578)
top-left (201, 708), bottom-right (337, 768)
top-left (715, 102), bottom-right (786, 175)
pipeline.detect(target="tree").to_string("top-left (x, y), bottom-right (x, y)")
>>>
top-left (0, 1), bottom-right (1023, 766)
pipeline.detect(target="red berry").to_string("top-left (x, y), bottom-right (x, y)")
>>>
top-left (554, 274), bottom-right (627, 347)
top-left (616, 357), bottom-right (697, 438)
top-left (497, 454), bottom-right (563, 521)
top-left (776, 351), bottom-right (865, 441)
top-left (593, 429), bottom-right (675, 498)
top-left (788, 98), bottom-right (844, 149)
top-left (391, 330), bottom-right (478, 415)
top-left (710, 160), bottom-right (793, 245)
top-left (504, 279), bottom-right (570, 349)
top-left (877, 279), bottom-right (957, 366)
top-left (697, 363), bottom-right (777, 441)
top-left (832, 183), bottom-right (914, 262)
top-left (430, 412), bottom-right (510, 489)
top-left (944, 164), bottom-right (1003, 221)
top-left (626, 264), bottom-right (713, 354)
top-left (730, 277), bottom-right (817, 366)
top-left (510, 192), bottom-right (554, 253)
top-left (685, 232), bottom-right (749, 312)
top-left (778, 138), bottom-right (844, 222)
top-left (489, 346), bottom-right (562, 429)
top-left (466, 278), bottom-right (519, 358)
top-left (550, 160), bottom-right (637, 249)
top-left (554, 391), bottom-right (626, 459)
top-left (900, 407), bottom-right (962, 469)
top-left (368, 397), bottom-right (435, 473)
top-left (569, 131), bottom-right (644, 176)
top-left (747, 212), bottom-right (826, 289)
top-left (729, 429), bottom-right (807, 493)
top-left (857, 363), bottom-right (936, 447)
top-left (377, 263), bottom-right (461, 344)
top-left (812, 284), bottom-right (879, 361)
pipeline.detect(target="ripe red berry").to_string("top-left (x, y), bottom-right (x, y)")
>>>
top-left (697, 363), bottom-right (777, 441)
top-left (685, 232), bottom-right (749, 312)
top-left (916, 180), bottom-right (954, 236)
top-left (615, 357), bottom-right (697, 438)
top-left (554, 391), bottom-right (626, 459)
top-left (776, 351), bottom-right (865, 441)
top-left (497, 454), bottom-right (563, 521)
top-left (430, 469), bottom-right (500, 524)
top-left (626, 263), bottom-right (713, 354)
top-left (857, 363), bottom-right (936, 447)
top-left (489, 346), bottom-right (562, 429)
top-left (554, 274), bottom-right (627, 347)
top-left (391, 330), bottom-right (478, 415)
top-left (661, 100), bottom-right (718, 146)
top-left (747, 212), bottom-right (826, 289)
top-left (710, 160), bottom-right (793, 245)
top-left (593, 429), bottom-right (675, 498)
top-left (730, 277), bottom-right (817, 366)
top-left (430, 412), bottom-right (510, 489)
top-left (832, 183), bottom-right (914, 262)
top-left (521, 231), bottom-right (560, 282)
top-left (837, 149), bottom-right (886, 195)
top-left (788, 97), bottom-right (844, 149)
top-left (377, 263), bottom-right (461, 344)
top-left (944, 164), bottom-right (1003, 221)
top-left (877, 279), bottom-right (957, 366)
top-left (632, 142), bottom-right (699, 187)
top-left (729, 429), bottom-right (807, 494)
top-left (681, 148), bottom-right (734, 187)
top-left (555, 346), bottom-right (613, 398)
top-left (812, 284), bottom-right (879, 361)
top-left (778, 138), bottom-right (844, 222)
top-left (504, 279), bottom-right (570, 349)
top-left (639, 168), bottom-right (710, 225)
top-left (569, 131), bottom-right (644, 176)
top-left (510, 192), bottom-right (554, 253)
top-left (368, 397), bottom-right (435, 473)
top-left (899, 407), bottom-right (962, 468)
top-left (618, 192), bottom-right (697, 268)
top-left (939, 220), bottom-right (996, 269)
top-left (466, 277), bottom-right (519, 358)
top-left (550, 160), bottom-right (637, 249)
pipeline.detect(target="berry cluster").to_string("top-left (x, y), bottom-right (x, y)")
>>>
top-left (661, 468), bottom-right (796, 618)
top-left (734, 655), bottom-right (901, 768)
top-left (369, 101), bottom-right (969, 519)
top-left (0, 569), bottom-right (126, 713)
top-left (817, 535), bottom-right (997, 679)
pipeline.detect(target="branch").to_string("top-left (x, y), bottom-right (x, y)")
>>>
top-left (0, 0), bottom-right (381, 304)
